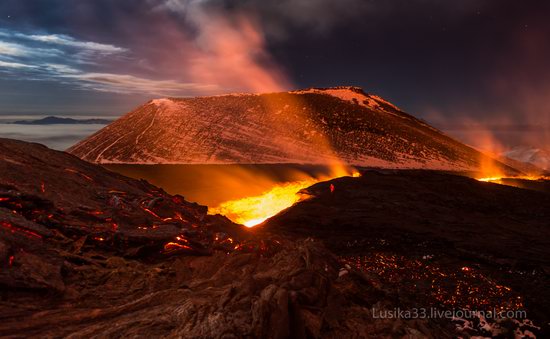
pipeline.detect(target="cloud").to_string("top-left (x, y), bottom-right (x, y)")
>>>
top-left (0, 41), bottom-right (28, 56)
top-left (251, 0), bottom-right (373, 35)
top-left (0, 28), bottom-right (208, 96)
top-left (2, 1), bottom-right (350, 97)
top-left (0, 51), bottom-right (218, 96)
top-left (154, 0), bottom-right (481, 40)
top-left (0, 29), bottom-right (122, 66)
top-left (2, 1), bottom-right (489, 99)
top-left (153, 0), bottom-right (373, 40)
top-left (0, 60), bottom-right (35, 69)
top-left (154, 0), bottom-right (202, 13)
top-left (0, 122), bottom-right (108, 150)
top-left (0, 40), bottom-right (62, 59)
top-left (22, 33), bottom-right (127, 54)
top-left (0, 1), bottom-right (291, 96)
top-left (0, 1), bottom-right (497, 99)
top-left (43, 63), bottom-right (80, 74)
top-left (0, 40), bottom-right (214, 96)
top-left (64, 72), bottom-right (220, 96)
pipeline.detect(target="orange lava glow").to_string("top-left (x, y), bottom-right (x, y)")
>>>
top-left (476, 175), bottom-right (547, 183)
top-left (470, 124), bottom-right (549, 185)
top-left (210, 166), bottom-right (360, 227)
top-left (477, 177), bottom-right (504, 182)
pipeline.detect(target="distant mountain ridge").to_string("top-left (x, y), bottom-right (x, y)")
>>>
top-left (11, 116), bottom-right (113, 125)
top-left (503, 146), bottom-right (550, 171)
top-left (68, 86), bottom-right (518, 173)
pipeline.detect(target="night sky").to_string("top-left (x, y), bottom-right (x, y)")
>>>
top-left (0, 0), bottom-right (549, 149)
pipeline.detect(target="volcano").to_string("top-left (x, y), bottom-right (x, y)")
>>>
top-left (67, 87), bottom-right (515, 173)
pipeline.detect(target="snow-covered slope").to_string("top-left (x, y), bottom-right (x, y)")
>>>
top-left (503, 146), bottom-right (550, 171)
top-left (68, 86), bottom-right (514, 171)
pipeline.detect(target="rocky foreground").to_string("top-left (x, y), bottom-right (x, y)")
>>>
top-left (1, 138), bottom-right (549, 338)
top-left (263, 171), bottom-right (550, 335)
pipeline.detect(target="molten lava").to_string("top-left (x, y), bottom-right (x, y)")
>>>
top-left (210, 168), bottom-right (360, 227)
top-left (476, 175), bottom-right (549, 192)
top-left (211, 180), bottom-right (316, 227)
top-left (477, 177), bottom-right (505, 182)
top-left (477, 175), bottom-right (547, 183)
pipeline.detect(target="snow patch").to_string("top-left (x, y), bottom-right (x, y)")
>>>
top-left (293, 87), bottom-right (401, 113)
top-left (211, 92), bottom-right (260, 98)
top-left (369, 94), bottom-right (401, 111)
top-left (151, 98), bottom-right (175, 107)
top-left (503, 146), bottom-right (550, 170)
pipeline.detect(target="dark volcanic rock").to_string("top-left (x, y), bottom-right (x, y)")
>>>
top-left (261, 170), bottom-right (550, 336)
top-left (0, 238), bottom-right (456, 338)
top-left (263, 171), bottom-right (550, 264)
top-left (0, 137), bottom-right (251, 291)
top-left (2, 139), bottom-right (547, 337)
top-left (2, 139), bottom-right (209, 244)
top-left (0, 139), bottom-right (460, 338)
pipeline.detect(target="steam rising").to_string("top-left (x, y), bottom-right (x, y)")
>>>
top-left (151, 0), bottom-right (376, 92)
top-left (152, 0), bottom-right (291, 93)
top-left (188, 12), bottom-right (291, 93)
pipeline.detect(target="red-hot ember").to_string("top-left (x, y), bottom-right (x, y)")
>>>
top-left (142, 207), bottom-right (161, 219)
top-left (64, 168), bottom-right (94, 182)
top-left (0, 221), bottom-right (42, 239)
top-left (164, 242), bottom-right (193, 252)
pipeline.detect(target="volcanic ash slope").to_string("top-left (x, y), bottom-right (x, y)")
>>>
top-left (69, 86), bottom-right (507, 171)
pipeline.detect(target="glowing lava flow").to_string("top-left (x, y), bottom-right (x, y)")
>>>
top-left (210, 169), bottom-right (360, 227)
top-left (476, 175), bottom-right (549, 191)
top-left (477, 177), bottom-right (505, 182)
top-left (477, 175), bottom-right (547, 183)
top-left (211, 180), bottom-right (316, 227)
